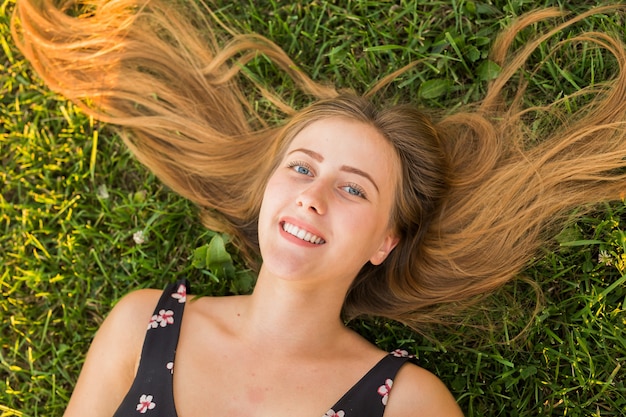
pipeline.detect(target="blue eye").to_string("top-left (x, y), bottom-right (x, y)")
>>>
top-left (294, 165), bottom-right (311, 175)
top-left (287, 161), bottom-right (313, 176)
top-left (343, 184), bottom-right (367, 199)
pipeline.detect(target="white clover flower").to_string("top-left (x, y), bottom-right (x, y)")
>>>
top-left (133, 230), bottom-right (147, 245)
top-left (598, 250), bottom-right (612, 266)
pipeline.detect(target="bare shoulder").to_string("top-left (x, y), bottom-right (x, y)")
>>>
top-left (92, 288), bottom-right (165, 373)
top-left (93, 289), bottom-right (164, 357)
top-left (384, 362), bottom-right (464, 417)
top-left (107, 288), bottom-right (164, 331)
top-left (63, 288), bottom-right (163, 417)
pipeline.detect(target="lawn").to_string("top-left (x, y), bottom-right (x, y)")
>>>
top-left (1, 0), bottom-right (625, 416)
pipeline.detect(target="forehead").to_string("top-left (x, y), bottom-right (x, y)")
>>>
top-left (287, 117), bottom-right (393, 154)
top-left (285, 117), bottom-right (399, 189)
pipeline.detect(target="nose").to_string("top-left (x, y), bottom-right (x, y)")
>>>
top-left (296, 182), bottom-right (327, 215)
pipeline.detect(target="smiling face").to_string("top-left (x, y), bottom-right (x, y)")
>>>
top-left (257, 117), bottom-right (400, 288)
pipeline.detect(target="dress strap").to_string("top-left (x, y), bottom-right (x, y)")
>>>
top-left (112, 279), bottom-right (188, 417)
top-left (325, 351), bottom-right (414, 417)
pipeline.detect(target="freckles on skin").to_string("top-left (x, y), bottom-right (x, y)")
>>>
top-left (246, 385), bottom-right (267, 404)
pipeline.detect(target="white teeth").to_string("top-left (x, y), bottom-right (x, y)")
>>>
top-left (282, 222), bottom-right (325, 244)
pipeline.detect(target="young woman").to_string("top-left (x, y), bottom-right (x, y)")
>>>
top-left (11, 0), bottom-right (626, 416)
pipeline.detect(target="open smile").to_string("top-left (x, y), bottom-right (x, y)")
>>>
top-left (281, 222), bottom-right (326, 245)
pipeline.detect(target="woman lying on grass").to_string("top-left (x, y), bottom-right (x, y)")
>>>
top-left (11, 0), bottom-right (626, 416)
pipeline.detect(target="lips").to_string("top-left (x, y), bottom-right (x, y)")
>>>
top-left (281, 222), bottom-right (326, 244)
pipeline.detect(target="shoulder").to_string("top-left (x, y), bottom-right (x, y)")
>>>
top-left (63, 288), bottom-right (165, 417)
top-left (109, 287), bottom-right (164, 322)
top-left (81, 287), bottom-right (165, 377)
top-left (384, 361), bottom-right (464, 417)
top-left (102, 289), bottom-right (164, 348)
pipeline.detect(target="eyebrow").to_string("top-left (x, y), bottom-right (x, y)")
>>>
top-left (288, 148), bottom-right (380, 193)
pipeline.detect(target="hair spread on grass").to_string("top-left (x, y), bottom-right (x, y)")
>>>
top-left (12, 0), bottom-right (626, 328)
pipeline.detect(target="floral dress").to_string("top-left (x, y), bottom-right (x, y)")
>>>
top-left (112, 280), bottom-right (415, 417)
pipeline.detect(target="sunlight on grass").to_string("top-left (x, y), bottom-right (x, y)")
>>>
top-left (1, 0), bottom-right (625, 416)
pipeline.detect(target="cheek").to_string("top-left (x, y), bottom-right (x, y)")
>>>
top-left (339, 208), bottom-right (382, 244)
top-left (350, 207), bottom-right (395, 250)
top-left (258, 188), bottom-right (275, 230)
top-left (258, 175), bottom-right (286, 229)
top-left (262, 174), bottom-right (285, 206)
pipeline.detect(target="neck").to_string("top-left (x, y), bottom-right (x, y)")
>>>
top-left (235, 268), bottom-right (353, 356)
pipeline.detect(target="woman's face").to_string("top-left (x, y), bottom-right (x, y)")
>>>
top-left (257, 117), bottom-right (400, 288)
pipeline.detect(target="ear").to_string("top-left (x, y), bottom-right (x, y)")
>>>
top-left (369, 231), bottom-right (400, 266)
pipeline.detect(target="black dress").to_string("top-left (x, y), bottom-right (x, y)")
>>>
top-left (112, 281), bottom-right (415, 417)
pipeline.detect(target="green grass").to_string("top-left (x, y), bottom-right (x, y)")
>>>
top-left (1, 0), bottom-right (625, 415)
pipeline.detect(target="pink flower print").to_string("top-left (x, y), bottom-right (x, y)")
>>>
top-left (166, 362), bottom-right (174, 374)
top-left (157, 309), bottom-right (174, 327)
top-left (136, 394), bottom-right (156, 413)
top-left (171, 284), bottom-right (187, 303)
top-left (390, 349), bottom-right (414, 358)
top-left (147, 315), bottom-right (159, 330)
top-left (377, 378), bottom-right (393, 406)
top-left (323, 410), bottom-right (345, 417)
top-left (147, 310), bottom-right (175, 330)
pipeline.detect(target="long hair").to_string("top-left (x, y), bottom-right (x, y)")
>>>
top-left (12, 0), bottom-right (626, 328)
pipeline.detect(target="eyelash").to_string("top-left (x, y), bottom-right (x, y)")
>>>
top-left (344, 183), bottom-right (367, 199)
top-left (286, 160), bottom-right (313, 176)
top-left (286, 161), bottom-right (368, 200)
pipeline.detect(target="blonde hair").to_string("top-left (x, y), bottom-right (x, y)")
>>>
top-left (12, 0), bottom-right (626, 328)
